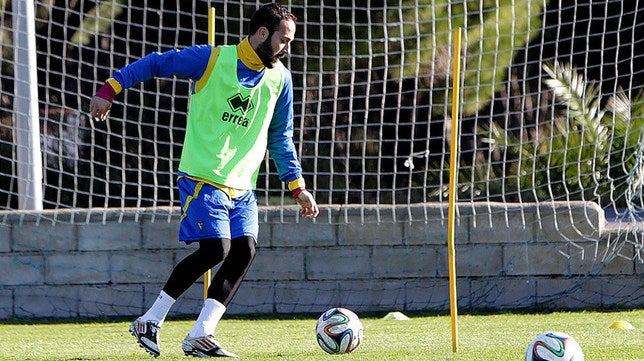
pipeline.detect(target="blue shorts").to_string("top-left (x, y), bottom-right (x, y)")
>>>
top-left (177, 177), bottom-right (259, 243)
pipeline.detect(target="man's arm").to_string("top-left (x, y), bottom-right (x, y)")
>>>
top-left (267, 69), bottom-right (319, 219)
top-left (267, 68), bottom-right (301, 180)
top-left (89, 45), bottom-right (212, 121)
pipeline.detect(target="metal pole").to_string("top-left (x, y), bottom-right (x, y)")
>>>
top-left (447, 27), bottom-right (462, 353)
top-left (203, 6), bottom-right (216, 301)
top-left (12, 0), bottom-right (43, 210)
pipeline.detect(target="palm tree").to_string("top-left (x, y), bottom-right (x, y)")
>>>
top-left (476, 61), bottom-right (644, 208)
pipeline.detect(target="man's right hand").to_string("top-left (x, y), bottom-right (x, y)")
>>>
top-left (89, 95), bottom-right (112, 122)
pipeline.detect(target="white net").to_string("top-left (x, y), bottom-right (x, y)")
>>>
top-left (0, 0), bottom-right (642, 318)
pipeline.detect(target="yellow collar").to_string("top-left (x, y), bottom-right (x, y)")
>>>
top-left (237, 37), bottom-right (264, 71)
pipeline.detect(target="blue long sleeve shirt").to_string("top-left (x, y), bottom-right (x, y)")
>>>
top-left (109, 40), bottom-right (303, 186)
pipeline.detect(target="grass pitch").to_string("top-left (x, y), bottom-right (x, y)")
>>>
top-left (0, 309), bottom-right (642, 360)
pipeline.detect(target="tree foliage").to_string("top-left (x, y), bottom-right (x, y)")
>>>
top-left (478, 62), bottom-right (644, 207)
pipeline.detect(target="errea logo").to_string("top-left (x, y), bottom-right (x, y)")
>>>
top-left (227, 93), bottom-right (254, 113)
top-left (222, 93), bottom-right (253, 127)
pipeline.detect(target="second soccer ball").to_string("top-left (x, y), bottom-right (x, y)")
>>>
top-left (525, 331), bottom-right (584, 361)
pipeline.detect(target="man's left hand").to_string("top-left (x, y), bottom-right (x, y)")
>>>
top-left (295, 190), bottom-right (319, 219)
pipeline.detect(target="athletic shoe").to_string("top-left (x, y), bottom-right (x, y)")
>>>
top-left (129, 318), bottom-right (161, 357)
top-left (182, 335), bottom-right (240, 358)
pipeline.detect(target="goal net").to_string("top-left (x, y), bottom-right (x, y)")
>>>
top-left (0, 0), bottom-right (642, 318)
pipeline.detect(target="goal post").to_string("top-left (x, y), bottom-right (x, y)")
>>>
top-left (11, 0), bottom-right (43, 211)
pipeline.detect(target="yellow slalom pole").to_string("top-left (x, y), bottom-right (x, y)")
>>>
top-left (203, 6), bottom-right (216, 301)
top-left (207, 7), bottom-right (216, 47)
top-left (447, 27), bottom-right (462, 353)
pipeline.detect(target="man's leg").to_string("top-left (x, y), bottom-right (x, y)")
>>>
top-left (182, 236), bottom-right (256, 358)
top-left (131, 239), bottom-right (228, 357)
top-left (163, 239), bottom-right (230, 299)
top-left (208, 235), bottom-right (257, 305)
top-left (187, 235), bottom-right (256, 338)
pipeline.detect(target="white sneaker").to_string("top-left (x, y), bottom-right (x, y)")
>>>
top-left (129, 318), bottom-right (161, 357)
top-left (182, 334), bottom-right (239, 358)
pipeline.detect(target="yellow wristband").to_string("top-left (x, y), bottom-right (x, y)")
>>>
top-left (288, 178), bottom-right (306, 191)
top-left (106, 78), bottom-right (122, 94)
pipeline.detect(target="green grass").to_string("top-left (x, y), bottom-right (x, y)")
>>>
top-left (0, 310), bottom-right (642, 360)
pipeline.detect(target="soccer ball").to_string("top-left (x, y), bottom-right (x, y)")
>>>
top-left (525, 331), bottom-right (584, 361)
top-left (315, 307), bottom-right (364, 354)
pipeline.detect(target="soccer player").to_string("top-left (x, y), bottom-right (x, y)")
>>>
top-left (89, 3), bottom-right (319, 358)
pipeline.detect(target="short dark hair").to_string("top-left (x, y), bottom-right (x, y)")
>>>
top-left (248, 2), bottom-right (297, 36)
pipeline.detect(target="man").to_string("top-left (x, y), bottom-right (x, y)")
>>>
top-left (89, 3), bottom-right (319, 358)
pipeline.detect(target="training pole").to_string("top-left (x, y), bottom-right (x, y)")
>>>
top-left (447, 27), bottom-right (462, 353)
top-left (203, 6), bottom-right (216, 301)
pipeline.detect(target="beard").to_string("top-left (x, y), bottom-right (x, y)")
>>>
top-left (256, 36), bottom-right (286, 68)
